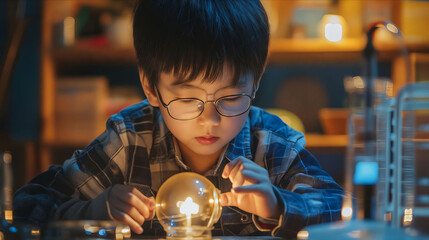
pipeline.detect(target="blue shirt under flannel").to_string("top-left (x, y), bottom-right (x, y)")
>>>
top-left (13, 100), bottom-right (344, 238)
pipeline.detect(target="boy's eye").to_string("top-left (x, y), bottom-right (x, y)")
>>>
top-left (177, 99), bottom-right (197, 103)
top-left (221, 96), bottom-right (241, 102)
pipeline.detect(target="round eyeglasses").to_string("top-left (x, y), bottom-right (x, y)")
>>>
top-left (155, 87), bottom-right (253, 120)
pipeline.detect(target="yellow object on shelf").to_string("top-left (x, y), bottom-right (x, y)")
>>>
top-left (318, 108), bottom-right (349, 135)
top-left (265, 108), bottom-right (305, 133)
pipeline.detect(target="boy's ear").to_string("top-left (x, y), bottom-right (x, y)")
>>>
top-left (139, 68), bottom-right (160, 107)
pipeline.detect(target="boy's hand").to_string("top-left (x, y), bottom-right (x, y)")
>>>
top-left (108, 184), bottom-right (155, 234)
top-left (221, 157), bottom-right (281, 220)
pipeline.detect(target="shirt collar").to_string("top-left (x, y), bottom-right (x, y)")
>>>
top-left (171, 137), bottom-right (229, 176)
top-left (206, 146), bottom-right (228, 176)
top-left (224, 117), bottom-right (253, 162)
top-left (171, 137), bottom-right (191, 171)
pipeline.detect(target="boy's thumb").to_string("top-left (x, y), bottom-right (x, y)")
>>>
top-left (148, 196), bottom-right (156, 219)
top-left (220, 192), bottom-right (237, 207)
top-left (148, 196), bottom-right (156, 209)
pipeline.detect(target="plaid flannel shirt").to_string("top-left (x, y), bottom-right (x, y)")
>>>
top-left (13, 100), bottom-right (344, 238)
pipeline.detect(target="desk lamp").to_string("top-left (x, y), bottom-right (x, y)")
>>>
top-left (345, 21), bottom-right (409, 221)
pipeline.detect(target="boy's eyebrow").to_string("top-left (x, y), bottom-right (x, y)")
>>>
top-left (173, 82), bottom-right (248, 90)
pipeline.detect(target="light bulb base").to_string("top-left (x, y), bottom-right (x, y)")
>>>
top-left (166, 226), bottom-right (213, 240)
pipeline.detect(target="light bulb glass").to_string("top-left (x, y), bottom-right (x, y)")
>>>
top-left (155, 172), bottom-right (222, 239)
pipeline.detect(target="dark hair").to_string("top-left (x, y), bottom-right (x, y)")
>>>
top-left (133, 0), bottom-right (269, 89)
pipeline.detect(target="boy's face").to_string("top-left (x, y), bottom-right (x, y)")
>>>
top-left (143, 66), bottom-right (254, 160)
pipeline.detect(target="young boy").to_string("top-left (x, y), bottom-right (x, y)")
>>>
top-left (13, 0), bottom-right (344, 238)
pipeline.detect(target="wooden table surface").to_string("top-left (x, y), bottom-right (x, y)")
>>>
top-left (129, 237), bottom-right (284, 240)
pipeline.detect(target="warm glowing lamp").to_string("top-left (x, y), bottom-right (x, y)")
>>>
top-left (341, 192), bottom-right (354, 221)
top-left (402, 208), bottom-right (413, 226)
top-left (155, 172), bottom-right (222, 239)
top-left (341, 206), bottom-right (353, 220)
top-left (319, 14), bottom-right (347, 42)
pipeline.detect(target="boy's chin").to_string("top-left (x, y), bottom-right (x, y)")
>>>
top-left (193, 146), bottom-right (223, 155)
top-left (190, 142), bottom-right (226, 155)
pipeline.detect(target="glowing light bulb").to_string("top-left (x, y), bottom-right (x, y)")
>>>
top-left (325, 23), bottom-right (342, 42)
top-left (156, 172), bottom-right (222, 239)
top-left (341, 206), bottom-right (353, 219)
top-left (297, 230), bottom-right (309, 239)
top-left (403, 208), bottom-right (413, 226)
top-left (319, 14), bottom-right (347, 42)
top-left (341, 192), bottom-right (353, 221)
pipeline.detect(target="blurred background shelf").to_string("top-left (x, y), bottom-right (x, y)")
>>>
top-left (4, 0), bottom-right (429, 188)
top-left (305, 134), bottom-right (348, 148)
top-left (51, 38), bottom-right (429, 66)
top-left (52, 46), bottom-right (136, 66)
top-left (36, 0), bottom-right (429, 188)
top-left (270, 38), bottom-right (429, 63)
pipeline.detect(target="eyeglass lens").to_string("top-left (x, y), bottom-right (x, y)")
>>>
top-left (167, 95), bottom-right (250, 120)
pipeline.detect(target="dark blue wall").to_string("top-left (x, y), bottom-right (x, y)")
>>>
top-left (3, 0), bottom-right (41, 141)
top-left (0, 1), bottom-right (6, 59)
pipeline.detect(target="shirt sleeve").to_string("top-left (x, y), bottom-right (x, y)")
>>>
top-left (13, 119), bottom-right (127, 224)
top-left (270, 147), bottom-right (344, 239)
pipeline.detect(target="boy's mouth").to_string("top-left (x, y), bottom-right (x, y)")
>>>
top-left (195, 136), bottom-right (219, 145)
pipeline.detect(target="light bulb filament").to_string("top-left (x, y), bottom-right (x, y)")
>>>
top-left (177, 197), bottom-right (199, 217)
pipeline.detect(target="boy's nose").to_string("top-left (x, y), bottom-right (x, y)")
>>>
top-left (197, 102), bottom-right (220, 127)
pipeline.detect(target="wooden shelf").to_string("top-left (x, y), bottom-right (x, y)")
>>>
top-left (268, 38), bottom-right (429, 64)
top-left (52, 38), bottom-right (366, 66)
top-left (51, 38), bottom-right (429, 67)
top-left (305, 134), bottom-right (348, 148)
top-left (43, 139), bottom-right (91, 148)
top-left (270, 38), bottom-right (365, 53)
top-left (52, 46), bottom-right (137, 67)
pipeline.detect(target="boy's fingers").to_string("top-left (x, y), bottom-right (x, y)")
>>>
top-left (233, 183), bottom-right (267, 194)
top-left (223, 157), bottom-right (263, 179)
top-left (110, 185), bottom-right (155, 220)
top-left (113, 200), bottom-right (145, 226)
top-left (222, 158), bottom-right (243, 178)
top-left (148, 208), bottom-right (155, 220)
top-left (117, 192), bottom-right (150, 219)
top-left (131, 188), bottom-right (156, 210)
top-left (241, 169), bottom-right (263, 184)
top-left (113, 184), bottom-right (135, 194)
top-left (112, 185), bottom-right (154, 219)
top-left (227, 160), bottom-right (263, 187)
top-left (229, 163), bottom-right (244, 187)
top-left (241, 160), bottom-right (266, 173)
top-left (231, 169), bottom-right (258, 188)
top-left (220, 192), bottom-right (238, 207)
top-left (147, 197), bottom-right (156, 219)
top-left (111, 209), bottom-right (143, 234)
top-left (147, 196), bottom-right (156, 211)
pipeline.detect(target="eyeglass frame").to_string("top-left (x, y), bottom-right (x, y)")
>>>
top-left (154, 86), bottom-right (255, 120)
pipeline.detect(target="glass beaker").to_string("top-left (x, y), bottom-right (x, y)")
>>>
top-left (393, 82), bottom-right (429, 235)
top-left (343, 76), bottom-right (392, 219)
top-left (374, 98), bottom-right (396, 223)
